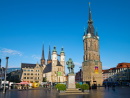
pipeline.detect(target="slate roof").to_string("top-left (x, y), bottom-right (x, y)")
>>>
top-left (57, 60), bottom-right (62, 66)
top-left (43, 63), bottom-right (52, 73)
top-left (21, 63), bottom-right (36, 68)
top-left (43, 60), bottom-right (63, 73)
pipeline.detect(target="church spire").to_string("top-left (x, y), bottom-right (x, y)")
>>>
top-left (47, 46), bottom-right (52, 64)
top-left (41, 44), bottom-right (45, 60)
top-left (88, 2), bottom-right (92, 22)
top-left (48, 46), bottom-right (51, 60)
top-left (86, 2), bottom-right (95, 36)
top-left (41, 44), bottom-right (46, 65)
top-left (0, 59), bottom-right (1, 68)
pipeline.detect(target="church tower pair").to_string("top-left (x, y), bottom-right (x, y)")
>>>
top-left (41, 45), bottom-right (52, 65)
top-left (40, 45), bottom-right (65, 66)
top-left (82, 3), bottom-right (103, 86)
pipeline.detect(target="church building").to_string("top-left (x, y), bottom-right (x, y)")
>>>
top-left (41, 45), bottom-right (66, 85)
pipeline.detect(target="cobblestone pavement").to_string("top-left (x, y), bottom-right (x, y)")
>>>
top-left (0, 86), bottom-right (130, 98)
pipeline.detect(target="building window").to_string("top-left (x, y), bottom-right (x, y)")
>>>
top-left (27, 73), bottom-right (30, 75)
top-left (31, 73), bottom-right (33, 75)
top-left (24, 77), bottom-right (26, 79)
top-left (23, 70), bottom-right (26, 71)
top-left (27, 77), bottom-right (29, 79)
top-left (31, 77), bottom-right (33, 79)
top-left (31, 70), bottom-right (33, 72)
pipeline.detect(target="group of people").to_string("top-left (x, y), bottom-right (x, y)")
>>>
top-left (43, 84), bottom-right (50, 88)
top-left (104, 83), bottom-right (115, 90)
top-left (17, 84), bottom-right (29, 90)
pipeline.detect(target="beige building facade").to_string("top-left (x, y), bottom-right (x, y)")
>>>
top-left (21, 63), bottom-right (43, 83)
top-left (82, 4), bottom-right (103, 86)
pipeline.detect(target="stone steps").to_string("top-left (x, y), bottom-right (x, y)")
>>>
top-left (59, 92), bottom-right (89, 95)
top-left (65, 89), bottom-right (82, 93)
top-left (66, 89), bottom-right (79, 91)
top-left (65, 91), bottom-right (82, 93)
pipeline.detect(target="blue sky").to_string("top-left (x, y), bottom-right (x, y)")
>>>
top-left (0, 0), bottom-right (130, 73)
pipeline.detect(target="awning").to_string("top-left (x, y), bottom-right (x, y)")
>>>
top-left (17, 82), bottom-right (29, 84)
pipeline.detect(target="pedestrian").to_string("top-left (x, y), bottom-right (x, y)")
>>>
top-left (104, 84), bottom-right (106, 89)
top-left (107, 85), bottom-right (110, 89)
top-left (112, 84), bottom-right (115, 89)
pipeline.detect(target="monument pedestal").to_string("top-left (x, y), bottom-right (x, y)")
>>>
top-left (67, 74), bottom-right (76, 89)
top-left (64, 73), bottom-right (83, 94)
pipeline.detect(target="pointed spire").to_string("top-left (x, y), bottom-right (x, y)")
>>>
top-left (0, 59), bottom-right (1, 68)
top-left (48, 46), bottom-right (51, 60)
top-left (96, 30), bottom-right (99, 39)
top-left (96, 32), bottom-right (98, 36)
top-left (86, 2), bottom-right (95, 37)
top-left (88, 2), bottom-right (92, 22)
top-left (41, 44), bottom-right (45, 60)
top-left (95, 28), bottom-right (98, 36)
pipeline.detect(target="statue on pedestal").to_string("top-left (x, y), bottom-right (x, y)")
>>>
top-left (66, 58), bottom-right (75, 74)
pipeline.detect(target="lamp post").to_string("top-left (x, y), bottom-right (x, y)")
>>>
top-left (3, 57), bottom-right (9, 93)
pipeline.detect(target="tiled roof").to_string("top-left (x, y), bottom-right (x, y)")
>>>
top-left (117, 63), bottom-right (130, 68)
top-left (102, 69), bottom-right (110, 73)
top-left (110, 67), bottom-right (116, 70)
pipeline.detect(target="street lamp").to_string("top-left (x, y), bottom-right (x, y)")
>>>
top-left (3, 57), bottom-right (9, 93)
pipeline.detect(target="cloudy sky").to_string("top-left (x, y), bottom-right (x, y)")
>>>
top-left (0, 0), bottom-right (130, 73)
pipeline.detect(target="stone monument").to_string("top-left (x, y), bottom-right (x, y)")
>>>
top-left (66, 58), bottom-right (75, 89)
top-left (59, 58), bottom-right (88, 95)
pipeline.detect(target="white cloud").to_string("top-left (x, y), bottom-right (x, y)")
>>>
top-left (8, 66), bottom-right (21, 68)
top-left (74, 62), bottom-right (82, 67)
top-left (0, 48), bottom-right (22, 56)
top-left (32, 55), bottom-right (40, 60)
